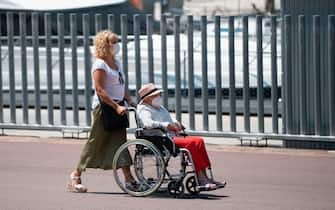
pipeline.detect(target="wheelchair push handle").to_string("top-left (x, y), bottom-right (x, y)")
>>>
top-left (127, 107), bottom-right (137, 112)
top-left (126, 107), bottom-right (142, 128)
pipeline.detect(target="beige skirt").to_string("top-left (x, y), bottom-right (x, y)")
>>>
top-left (76, 104), bottom-right (132, 171)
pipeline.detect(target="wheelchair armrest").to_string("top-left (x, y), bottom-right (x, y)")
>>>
top-left (178, 132), bottom-right (188, 137)
top-left (142, 128), bottom-right (167, 136)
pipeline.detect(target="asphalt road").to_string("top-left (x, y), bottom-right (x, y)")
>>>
top-left (0, 136), bottom-right (334, 210)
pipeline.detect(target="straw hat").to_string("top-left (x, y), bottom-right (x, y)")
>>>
top-left (138, 83), bottom-right (163, 102)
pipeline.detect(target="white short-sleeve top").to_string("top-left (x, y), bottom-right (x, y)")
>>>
top-left (91, 58), bottom-right (125, 109)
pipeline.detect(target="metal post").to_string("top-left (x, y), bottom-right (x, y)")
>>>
top-left (284, 15), bottom-right (292, 134)
top-left (313, 15), bottom-right (321, 135)
top-left (45, 13), bottom-right (54, 125)
top-left (201, 16), bottom-right (208, 131)
top-left (121, 14), bottom-right (129, 90)
top-left (70, 14), bottom-right (79, 126)
top-left (134, 14), bottom-right (141, 100)
top-left (83, 14), bottom-right (92, 126)
top-left (298, 15), bottom-right (307, 134)
top-left (256, 15), bottom-right (264, 133)
top-left (281, 14), bottom-right (286, 134)
top-left (271, 16), bottom-right (278, 134)
top-left (7, 13), bottom-right (16, 123)
top-left (215, 16), bottom-right (222, 131)
top-left (229, 16), bottom-right (236, 132)
top-left (108, 14), bottom-right (115, 32)
top-left (328, 15), bottom-right (335, 136)
top-left (32, 13), bottom-right (41, 124)
top-left (174, 15), bottom-right (181, 122)
top-left (161, 15), bottom-right (168, 107)
top-left (147, 14), bottom-right (154, 83)
top-left (242, 16), bottom-right (250, 133)
top-left (187, 15), bottom-right (195, 130)
top-left (58, 14), bottom-right (66, 125)
top-left (0, 22), bottom-right (2, 123)
top-left (20, 13), bottom-right (28, 124)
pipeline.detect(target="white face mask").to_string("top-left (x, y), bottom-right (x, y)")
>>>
top-left (151, 96), bottom-right (162, 108)
top-left (112, 43), bottom-right (120, 55)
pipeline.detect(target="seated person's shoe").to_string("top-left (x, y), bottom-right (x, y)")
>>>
top-left (213, 180), bottom-right (227, 188)
top-left (197, 180), bottom-right (217, 191)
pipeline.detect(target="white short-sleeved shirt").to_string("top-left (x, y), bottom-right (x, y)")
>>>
top-left (91, 58), bottom-right (125, 109)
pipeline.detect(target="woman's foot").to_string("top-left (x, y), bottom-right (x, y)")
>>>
top-left (66, 172), bottom-right (87, 193)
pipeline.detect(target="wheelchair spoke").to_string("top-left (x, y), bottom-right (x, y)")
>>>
top-left (113, 139), bottom-right (166, 197)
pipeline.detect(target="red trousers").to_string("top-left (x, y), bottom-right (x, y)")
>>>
top-left (173, 136), bottom-right (211, 172)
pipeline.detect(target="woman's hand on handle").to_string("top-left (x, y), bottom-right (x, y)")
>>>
top-left (116, 105), bottom-right (128, 115)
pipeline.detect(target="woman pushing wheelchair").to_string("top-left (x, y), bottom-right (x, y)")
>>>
top-left (137, 83), bottom-right (226, 191)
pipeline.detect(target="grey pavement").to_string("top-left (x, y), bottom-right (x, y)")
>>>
top-left (0, 134), bottom-right (335, 210)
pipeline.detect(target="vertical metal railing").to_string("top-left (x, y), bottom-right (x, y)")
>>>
top-left (121, 14), bottom-right (129, 90)
top-left (312, 15), bottom-right (321, 135)
top-left (160, 14), bottom-right (168, 108)
top-left (83, 14), bottom-right (92, 126)
top-left (214, 16), bottom-right (222, 131)
top-left (7, 13), bottom-right (15, 123)
top-left (70, 14), bottom-right (79, 126)
top-left (284, 15), bottom-right (292, 134)
top-left (242, 16), bottom-right (250, 133)
top-left (45, 13), bottom-right (54, 125)
top-left (228, 16), bottom-right (236, 132)
top-left (20, 13), bottom-right (28, 124)
top-left (57, 14), bottom-right (66, 125)
top-left (256, 15), bottom-right (264, 133)
top-left (329, 15), bottom-right (335, 136)
top-left (32, 12), bottom-right (41, 124)
top-left (134, 14), bottom-right (141, 100)
top-left (187, 15), bottom-right (195, 130)
top-left (147, 15), bottom-right (154, 83)
top-left (174, 15), bottom-right (181, 122)
top-left (298, 15), bottom-right (307, 134)
top-left (0, 19), bottom-right (3, 124)
top-left (201, 15), bottom-right (209, 131)
top-left (271, 16), bottom-right (278, 134)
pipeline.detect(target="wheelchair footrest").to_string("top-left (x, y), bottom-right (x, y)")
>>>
top-left (197, 185), bottom-right (217, 191)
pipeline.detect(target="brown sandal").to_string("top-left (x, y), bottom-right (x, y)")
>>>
top-left (66, 174), bottom-right (88, 193)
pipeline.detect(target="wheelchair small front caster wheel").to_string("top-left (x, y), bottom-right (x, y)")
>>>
top-left (185, 176), bottom-right (200, 195)
top-left (167, 180), bottom-right (184, 198)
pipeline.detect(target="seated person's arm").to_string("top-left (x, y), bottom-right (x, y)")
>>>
top-left (138, 108), bottom-right (170, 131)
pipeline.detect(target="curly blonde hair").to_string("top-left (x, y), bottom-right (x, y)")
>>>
top-left (94, 30), bottom-right (118, 59)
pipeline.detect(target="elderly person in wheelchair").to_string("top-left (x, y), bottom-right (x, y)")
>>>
top-left (136, 83), bottom-right (226, 191)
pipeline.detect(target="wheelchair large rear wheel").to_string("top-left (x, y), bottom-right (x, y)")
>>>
top-left (113, 139), bottom-right (166, 197)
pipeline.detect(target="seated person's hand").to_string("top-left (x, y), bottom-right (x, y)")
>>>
top-left (167, 123), bottom-right (183, 135)
top-left (167, 124), bottom-right (179, 132)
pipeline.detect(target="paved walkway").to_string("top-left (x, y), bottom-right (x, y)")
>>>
top-left (0, 135), bottom-right (335, 210)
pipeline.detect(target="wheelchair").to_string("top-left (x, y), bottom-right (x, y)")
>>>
top-left (112, 107), bottom-right (221, 197)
